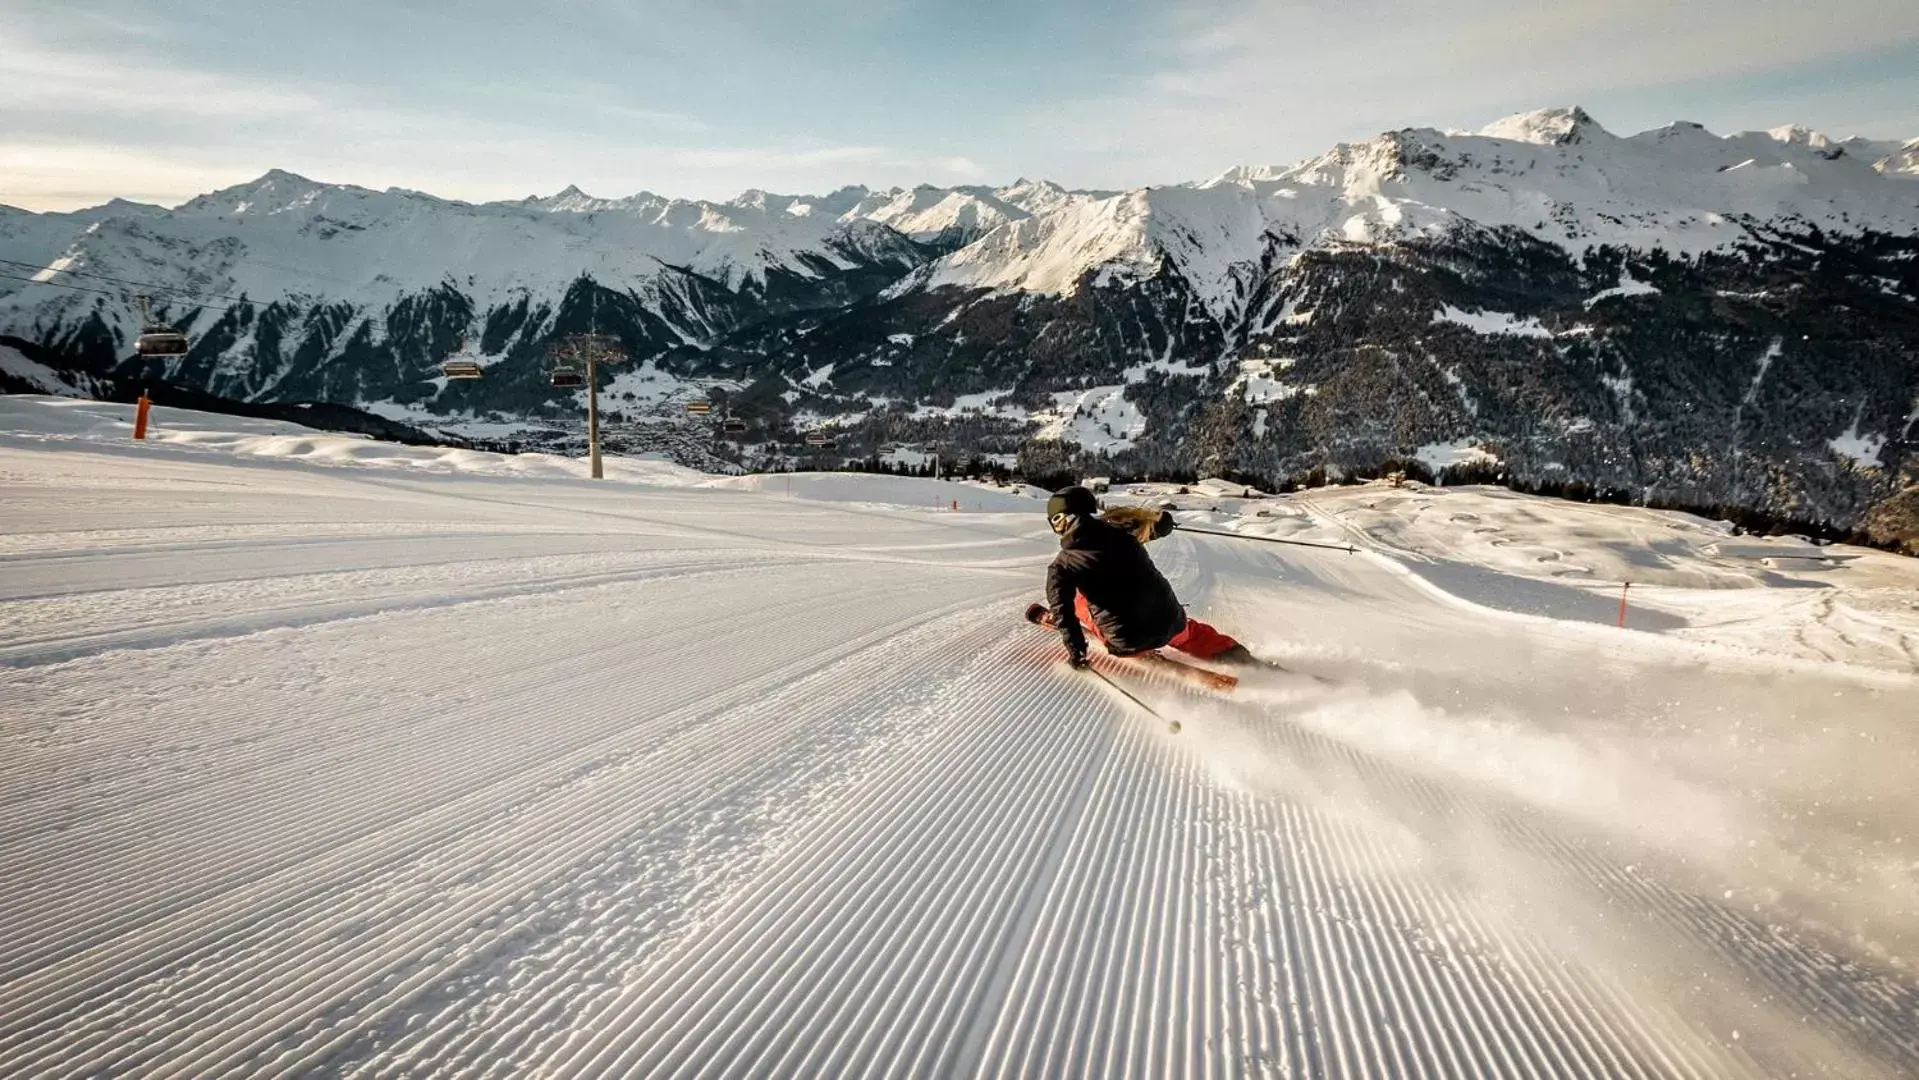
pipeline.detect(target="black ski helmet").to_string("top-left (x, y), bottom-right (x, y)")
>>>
top-left (1046, 485), bottom-right (1098, 519)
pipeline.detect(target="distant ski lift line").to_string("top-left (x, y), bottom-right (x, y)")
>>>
top-left (0, 257), bottom-right (271, 310)
top-left (0, 270), bottom-right (271, 327)
top-left (0, 252), bottom-right (366, 306)
top-left (0, 275), bottom-right (198, 356)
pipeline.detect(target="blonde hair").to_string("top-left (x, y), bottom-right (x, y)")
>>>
top-left (1100, 505), bottom-right (1168, 543)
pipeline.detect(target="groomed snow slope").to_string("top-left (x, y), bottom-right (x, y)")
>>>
top-left (3, 400), bottom-right (1915, 1078)
top-left (1117, 479), bottom-right (1919, 675)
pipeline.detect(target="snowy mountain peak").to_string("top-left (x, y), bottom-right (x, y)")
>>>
top-left (1477, 106), bottom-right (1608, 146)
top-left (525, 184), bottom-right (630, 213)
top-left (97, 197), bottom-right (168, 215)
top-left (837, 182), bottom-right (1072, 242)
top-left (915, 106), bottom-right (1919, 323)
top-left (179, 169), bottom-right (347, 217)
top-left (1002, 178), bottom-right (1060, 195)
top-left (812, 185), bottom-right (874, 216)
top-left (1767, 124), bottom-right (1833, 149)
top-left (1848, 137), bottom-right (1919, 178)
top-left (256, 167), bottom-right (318, 186)
top-left (1890, 139), bottom-right (1919, 178)
top-left (6, 104), bottom-right (1917, 384)
top-left (228, 168), bottom-right (332, 198)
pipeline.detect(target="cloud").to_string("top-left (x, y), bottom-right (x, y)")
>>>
top-left (14, 0), bottom-right (1912, 211)
top-left (0, 26), bottom-right (715, 209)
top-left (938, 156), bottom-right (988, 179)
top-left (0, 140), bottom-right (249, 209)
top-left (1034, 0), bottom-right (1919, 182)
top-left (1154, 0), bottom-right (1919, 94)
top-left (0, 30), bottom-right (324, 121)
top-left (0, 19), bottom-right (984, 209)
top-left (668, 146), bottom-right (890, 169)
top-left (492, 92), bottom-right (709, 134)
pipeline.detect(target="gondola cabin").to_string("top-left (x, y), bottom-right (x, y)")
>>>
top-left (135, 327), bottom-right (190, 357)
top-left (804, 432), bottom-right (836, 448)
top-left (550, 367), bottom-right (584, 388)
top-left (721, 418), bottom-right (747, 435)
top-left (684, 400), bottom-right (712, 415)
top-left (441, 360), bottom-right (484, 379)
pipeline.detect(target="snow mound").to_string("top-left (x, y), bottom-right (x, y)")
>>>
top-left (0, 396), bottom-right (714, 485)
top-left (1432, 305), bottom-right (1553, 338)
top-left (1829, 419), bottom-right (1888, 468)
top-left (1417, 440), bottom-right (1498, 472)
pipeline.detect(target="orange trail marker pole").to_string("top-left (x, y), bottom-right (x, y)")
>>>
top-left (1617, 581), bottom-right (1630, 628)
top-left (133, 392), bottom-right (151, 440)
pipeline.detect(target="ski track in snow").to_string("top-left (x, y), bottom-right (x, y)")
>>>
top-left (2, 439), bottom-right (1916, 1079)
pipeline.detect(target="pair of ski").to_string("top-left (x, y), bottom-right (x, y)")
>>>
top-left (1022, 602), bottom-right (1238, 698)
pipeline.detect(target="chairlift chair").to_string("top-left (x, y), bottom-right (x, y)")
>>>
top-left (441, 359), bottom-right (484, 379)
top-left (135, 327), bottom-right (190, 357)
top-left (131, 294), bottom-right (190, 357)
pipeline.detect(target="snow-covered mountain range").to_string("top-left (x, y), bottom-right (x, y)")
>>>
top-left (3, 107), bottom-right (1916, 534)
top-left (920, 108), bottom-right (1919, 318)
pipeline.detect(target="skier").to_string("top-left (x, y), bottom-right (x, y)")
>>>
top-left (1031, 485), bottom-right (1260, 669)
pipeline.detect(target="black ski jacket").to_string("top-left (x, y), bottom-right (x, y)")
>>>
top-left (1046, 514), bottom-right (1186, 657)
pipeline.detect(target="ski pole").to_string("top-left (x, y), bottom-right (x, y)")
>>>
top-left (1088, 666), bottom-right (1182, 734)
top-left (1173, 524), bottom-right (1356, 553)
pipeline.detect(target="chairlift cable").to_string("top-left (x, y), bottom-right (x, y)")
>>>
top-left (0, 271), bottom-right (141, 301)
top-left (5, 274), bottom-right (219, 357)
top-left (1, 245), bottom-right (381, 298)
top-left (0, 257), bottom-right (262, 306)
top-left (0, 272), bottom-right (254, 318)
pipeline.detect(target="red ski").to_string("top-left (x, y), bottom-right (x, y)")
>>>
top-left (1023, 603), bottom-right (1238, 694)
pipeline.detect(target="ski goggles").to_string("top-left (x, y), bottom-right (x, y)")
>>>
top-left (1048, 512), bottom-right (1072, 534)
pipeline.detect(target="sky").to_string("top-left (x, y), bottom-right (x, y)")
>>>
top-left (4, 0), bottom-right (1918, 211)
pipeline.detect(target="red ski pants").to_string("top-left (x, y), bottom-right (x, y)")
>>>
top-left (1073, 595), bottom-right (1240, 660)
